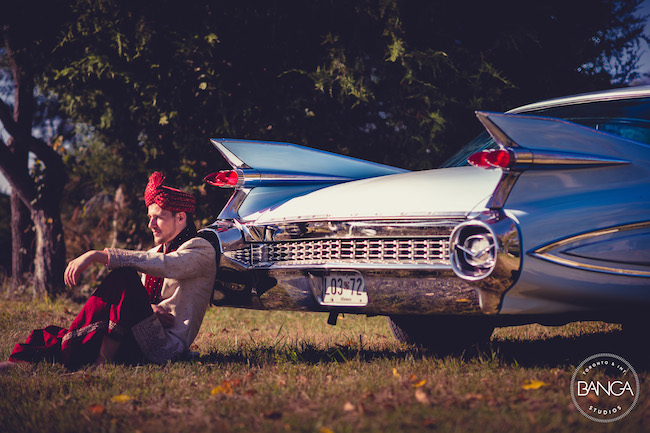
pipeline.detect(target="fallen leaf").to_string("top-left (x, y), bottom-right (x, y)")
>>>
top-left (392, 368), bottom-right (400, 378)
top-left (211, 377), bottom-right (247, 396)
top-left (521, 380), bottom-right (548, 390)
top-left (211, 382), bottom-right (233, 395)
top-left (343, 401), bottom-right (356, 412)
top-left (320, 428), bottom-right (334, 433)
top-left (413, 379), bottom-right (427, 388)
top-left (87, 404), bottom-right (105, 415)
top-left (110, 395), bottom-right (132, 403)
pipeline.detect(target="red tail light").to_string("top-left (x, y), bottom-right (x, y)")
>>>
top-left (468, 149), bottom-right (511, 169)
top-left (468, 151), bottom-right (492, 168)
top-left (204, 170), bottom-right (239, 187)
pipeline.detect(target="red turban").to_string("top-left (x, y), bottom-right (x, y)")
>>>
top-left (144, 172), bottom-right (196, 213)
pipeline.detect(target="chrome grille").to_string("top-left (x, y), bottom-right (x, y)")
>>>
top-left (227, 237), bottom-right (451, 267)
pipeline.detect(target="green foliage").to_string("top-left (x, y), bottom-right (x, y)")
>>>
top-left (43, 0), bottom-right (650, 170)
top-left (16, 0), bottom-right (648, 250)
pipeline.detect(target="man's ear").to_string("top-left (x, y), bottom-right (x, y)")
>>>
top-left (177, 212), bottom-right (186, 223)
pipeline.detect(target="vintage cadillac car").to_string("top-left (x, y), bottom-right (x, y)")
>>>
top-left (199, 85), bottom-right (650, 350)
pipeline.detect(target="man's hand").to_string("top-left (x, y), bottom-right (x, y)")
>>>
top-left (152, 305), bottom-right (175, 328)
top-left (64, 250), bottom-right (108, 286)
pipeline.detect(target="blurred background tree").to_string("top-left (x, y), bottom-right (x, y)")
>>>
top-left (1, 0), bottom-right (648, 295)
top-left (1, 0), bottom-right (72, 296)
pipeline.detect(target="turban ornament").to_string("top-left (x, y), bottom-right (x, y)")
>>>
top-left (144, 172), bottom-right (196, 213)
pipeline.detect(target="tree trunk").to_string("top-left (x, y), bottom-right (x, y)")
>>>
top-left (10, 190), bottom-right (34, 290)
top-left (2, 19), bottom-right (68, 297)
top-left (31, 208), bottom-right (66, 297)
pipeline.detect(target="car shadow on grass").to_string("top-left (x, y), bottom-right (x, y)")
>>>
top-left (195, 341), bottom-right (419, 366)
top-left (194, 328), bottom-right (649, 372)
top-left (488, 329), bottom-right (649, 371)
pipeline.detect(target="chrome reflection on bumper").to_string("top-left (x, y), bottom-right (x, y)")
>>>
top-left (205, 217), bottom-right (490, 315)
top-left (213, 267), bottom-right (483, 316)
top-left (449, 211), bottom-right (521, 313)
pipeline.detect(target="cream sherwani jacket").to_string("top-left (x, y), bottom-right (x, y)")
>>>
top-left (105, 237), bottom-right (217, 363)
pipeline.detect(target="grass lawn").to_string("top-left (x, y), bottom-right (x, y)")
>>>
top-left (0, 297), bottom-right (647, 433)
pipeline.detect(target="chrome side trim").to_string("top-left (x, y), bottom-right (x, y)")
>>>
top-left (253, 171), bottom-right (353, 185)
top-left (509, 148), bottom-right (630, 168)
top-left (530, 221), bottom-right (650, 277)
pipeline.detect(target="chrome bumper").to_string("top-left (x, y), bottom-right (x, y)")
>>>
top-left (212, 266), bottom-right (482, 315)
top-left (201, 214), bottom-right (521, 315)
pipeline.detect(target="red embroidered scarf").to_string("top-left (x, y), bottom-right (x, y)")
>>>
top-left (143, 225), bottom-right (196, 303)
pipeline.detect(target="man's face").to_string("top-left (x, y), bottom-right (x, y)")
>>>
top-left (147, 203), bottom-right (185, 245)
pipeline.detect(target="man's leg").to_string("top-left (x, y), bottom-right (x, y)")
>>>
top-left (63, 268), bottom-right (153, 368)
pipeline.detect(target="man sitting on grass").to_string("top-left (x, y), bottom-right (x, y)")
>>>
top-left (1, 172), bottom-right (217, 370)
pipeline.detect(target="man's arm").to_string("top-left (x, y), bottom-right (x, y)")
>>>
top-left (64, 250), bottom-right (109, 286)
top-left (105, 238), bottom-right (215, 281)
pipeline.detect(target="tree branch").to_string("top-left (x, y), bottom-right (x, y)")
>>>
top-left (0, 97), bottom-right (18, 137)
top-left (28, 136), bottom-right (66, 175)
top-left (0, 100), bottom-right (65, 188)
top-left (0, 136), bottom-right (37, 210)
top-left (1, 89), bottom-right (65, 180)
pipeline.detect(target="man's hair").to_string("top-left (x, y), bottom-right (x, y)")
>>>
top-left (171, 211), bottom-right (196, 231)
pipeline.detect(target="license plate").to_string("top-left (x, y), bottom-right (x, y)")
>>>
top-left (321, 272), bottom-right (367, 306)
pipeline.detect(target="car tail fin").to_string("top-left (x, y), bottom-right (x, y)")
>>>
top-left (473, 112), bottom-right (631, 171)
top-left (206, 139), bottom-right (408, 220)
top-left (206, 138), bottom-right (407, 189)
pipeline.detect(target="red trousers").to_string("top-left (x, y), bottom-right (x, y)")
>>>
top-left (9, 269), bottom-right (154, 370)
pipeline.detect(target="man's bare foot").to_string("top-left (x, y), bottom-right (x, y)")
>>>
top-left (0, 361), bottom-right (16, 372)
top-left (93, 335), bottom-right (121, 366)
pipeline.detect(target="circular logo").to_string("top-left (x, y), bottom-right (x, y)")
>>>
top-left (570, 353), bottom-right (640, 423)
